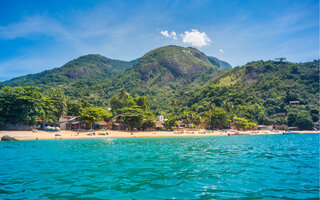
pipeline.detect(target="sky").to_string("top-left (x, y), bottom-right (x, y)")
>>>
top-left (0, 0), bottom-right (318, 81)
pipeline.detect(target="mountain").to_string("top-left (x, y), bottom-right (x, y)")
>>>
top-left (85, 45), bottom-right (230, 109)
top-left (207, 56), bottom-right (232, 68)
top-left (4, 54), bottom-right (138, 88)
top-left (1, 45), bottom-right (318, 128)
top-left (3, 45), bottom-right (232, 110)
top-left (183, 60), bottom-right (319, 126)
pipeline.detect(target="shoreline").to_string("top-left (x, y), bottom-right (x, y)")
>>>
top-left (0, 130), bottom-right (319, 141)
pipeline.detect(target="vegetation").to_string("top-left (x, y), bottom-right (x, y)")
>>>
top-left (182, 60), bottom-right (319, 130)
top-left (1, 45), bottom-right (318, 130)
top-left (79, 106), bottom-right (111, 129)
top-left (110, 89), bottom-right (155, 130)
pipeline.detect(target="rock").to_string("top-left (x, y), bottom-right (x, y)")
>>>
top-left (1, 135), bottom-right (17, 141)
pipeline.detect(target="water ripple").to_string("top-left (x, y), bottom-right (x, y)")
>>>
top-left (0, 134), bottom-right (319, 199)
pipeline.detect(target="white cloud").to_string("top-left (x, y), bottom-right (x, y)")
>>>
top-left (219, 49), bottom-right (224, 53)
top-left (182, 29), bottom-right (211, 47)
top-left (160, 30), bottom-right (170, 37)
top-left (160, 30), bottom-right (177, 40)
top-left (171, 31), bottom-right (177, 40)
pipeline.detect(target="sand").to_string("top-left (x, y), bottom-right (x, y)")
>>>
top-left (0, 130), bottom-right (318, 141)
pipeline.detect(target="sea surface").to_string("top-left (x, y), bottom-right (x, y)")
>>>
top-left (0, 134), bottom-right (319, 200)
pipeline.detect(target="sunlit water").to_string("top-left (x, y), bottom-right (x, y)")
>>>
top-left (0, 134), bottom-right (319, 199)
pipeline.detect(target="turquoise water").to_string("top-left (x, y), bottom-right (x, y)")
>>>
top-left (0, 134), bottom-right (319, 199)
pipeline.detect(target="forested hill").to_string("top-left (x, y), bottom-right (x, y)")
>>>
top-left (0, 46), bottom-right (318, 129)
top-left (4, 54), bottom-right (138, 88)
top-left (79, 45), bottom-right (230, 109)
top-left (182, 60), bottom-right (319, 128)
top-left (3, 45), bottom-right (232, 110)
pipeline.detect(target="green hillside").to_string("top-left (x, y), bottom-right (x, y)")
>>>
top-left (3, 46), bottom-right (232, 111)
top-left (182, 60), bottom-right (319, 128)
top-left (0, 45), bottom-right (318, 129)
top-left (4, 54), bottom-right (137, 89)
top-left (82, 45), bottom-right (229, 110)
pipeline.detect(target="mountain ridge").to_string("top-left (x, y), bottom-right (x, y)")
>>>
top-left (3, 46), bottom-right (232, 87)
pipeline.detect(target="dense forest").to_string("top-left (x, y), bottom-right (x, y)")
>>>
top-left (1, 45), bottom-right (319, 130)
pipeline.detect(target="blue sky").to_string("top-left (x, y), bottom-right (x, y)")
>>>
top-left (0, 0), bottom-right (318, 81)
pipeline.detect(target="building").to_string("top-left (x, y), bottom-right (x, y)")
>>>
top-left (274, 113), bottom-right (286, 117)
top-left (257, 125), bottom-right (274, 130)
top-left (289, 101), bottom-right (300, 105)
top-left (58, 116), bottom-right (88, 130)
top-left (157, 114), bottom-right (165, 122)
top-left (155, 121), bottom-right (164, 130)
top-left (112, 116), bottom-right (130, 131)
top-left (273, 124), bottom-right (288, 130)
top-left (257, 125), bottom-right (267, 130)
top-left (93, 121), bottom-right (112, 130)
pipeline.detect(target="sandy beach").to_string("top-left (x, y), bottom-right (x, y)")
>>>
top-left (0, 130), bottom-right (319, 141)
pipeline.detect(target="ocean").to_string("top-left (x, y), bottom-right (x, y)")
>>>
top-left (0, 134), bottom-right (319, 199)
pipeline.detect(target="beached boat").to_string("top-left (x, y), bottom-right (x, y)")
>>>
top-left (283, 131), bottom-right (300, 134)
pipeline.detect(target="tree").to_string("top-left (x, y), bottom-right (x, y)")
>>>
top-left (118, 106), bottom-right (155, 130)
top-left (66, 99), bottom-right (92, 116)
top-left (110, 89), bottom-right (135, 114)
top-left (170, 99), bottom-right (177, 113)
top-left (0, 86), bottom-right (46, 125)
top-left (205, 107), bottom-right (230, 129)
top-left (135, 95), bottom-right (150, 111)
top-left (288, 110), bottom-right (313, 130)
top-left (79, 106), bottom-right (111, 129)
top-left (180, 111), bottom-right (201, 125)
top-left (222, 101), bottom-right (235, 121)
top-left (295, 111), bottom-right (313, 130)
top-left (233, 117), bottom-right (256, 130)
top-left (164, 115), bottom-right (177, 130)
top-left (45, 88), bottom-right (67, 123)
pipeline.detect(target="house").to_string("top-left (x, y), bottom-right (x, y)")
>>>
top-left (257, 125), bottom-right (267, 130)
top-left (177, 121), bottom-right (187, 128)
top-left (155, 121), bottom-right (164, 130)
top-left (274, 113), bottom-right (286, 117)
top-left (257, 125), bottom-right (274, 130)
top-left (59, 116), bottom-right (88, 130)
top-left (273, 124), bottom-right (288, 130)
top-left (157, 113), bottom-right (168, 122)
top-left (289, 101), bottom-right (300, 105)
top-left (177, 121), bottom-right (197, 130)
top-left (93, 121), bottom-right (112, 130)
top-left (112, 116), bottom-right (130, 131)
top-left (157, 114), bottom-right (165, 122)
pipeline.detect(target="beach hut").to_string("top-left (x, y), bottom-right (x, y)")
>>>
top-left (257, 125), bottom-right (267, 130)
top-left (155, 121), bottom-right (164, 130)
top-left (58, 116), bottom-right (88, 130)
top-left (59, 116), bottom-right (77, 130)
top-left (273, 124), bottom-right (288, 130)
top-left (93, 121), bottom-right (109, 130)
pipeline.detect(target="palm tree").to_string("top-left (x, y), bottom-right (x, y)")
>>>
top-left (222, 101), bottom-right (234, 121)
